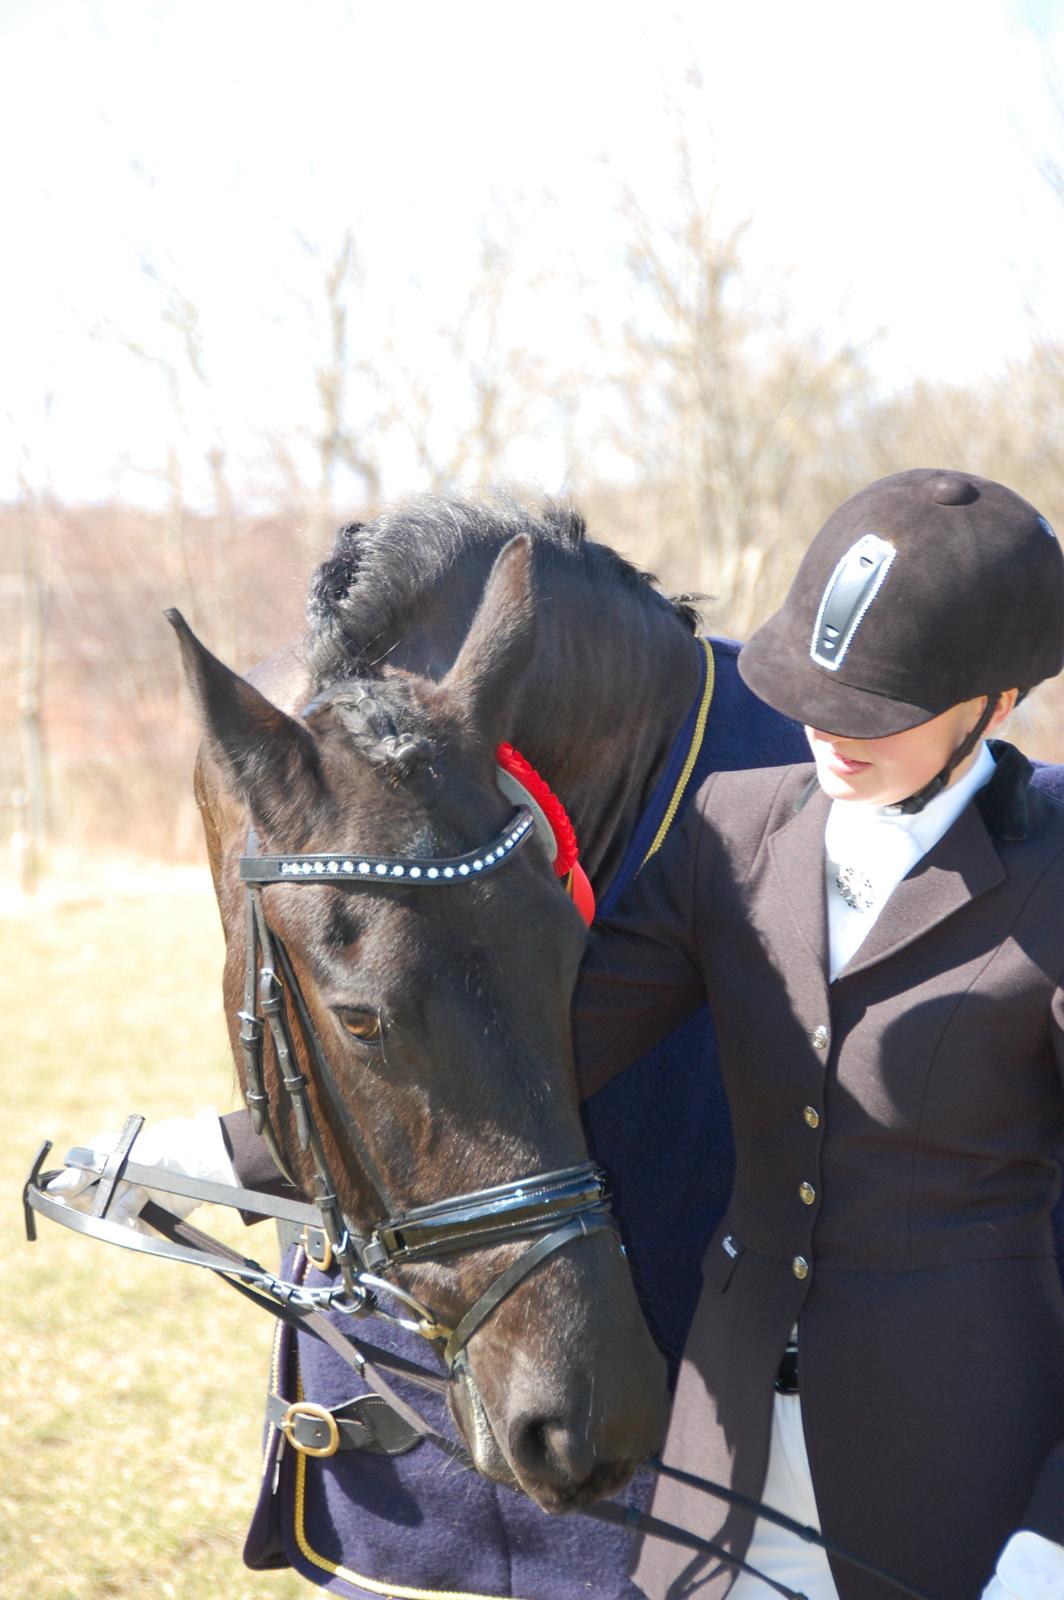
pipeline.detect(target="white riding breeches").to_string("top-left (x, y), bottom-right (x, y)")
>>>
top-left (727, 1392), bottom-right (841, 1600)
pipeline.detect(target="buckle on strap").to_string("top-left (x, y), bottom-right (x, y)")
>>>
top-left (268, 1393), bottom-right (424, 1457)
top-left (300, 1224), bottom-right (333, 1272)
top-left (280, 1400), bottom-right (340, 1458)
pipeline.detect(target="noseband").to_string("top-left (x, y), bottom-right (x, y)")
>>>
top-left (237, 803), bottom-right (615, 1370)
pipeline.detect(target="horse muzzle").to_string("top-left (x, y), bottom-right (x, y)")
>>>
top-left (448, 1251), bottom-right (669, 1512)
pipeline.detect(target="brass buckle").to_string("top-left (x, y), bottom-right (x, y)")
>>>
top-left (300, 1224), bottom-right (333, 1272)
top-left (280, 1400), bottom-right (340, 1458)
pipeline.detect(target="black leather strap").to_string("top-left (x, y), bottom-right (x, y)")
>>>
top-left (652, 1460), bottom-right (937, 1600)
top-left (239, 808), bottom-right (535, 885)
top-left (90, 1113), bottom-right (144, 1220)
top-left (444, 1211), bottom-right (614, 1366)
top-left (584, 1500), bottom-right (806, 1600)
top-left (271, 927), bottom-right (395, 1215)
top-left (265, 1391), bottom-right (422, 1456)
top-left (28, 1180), bottom-right (293, 1283)
top-left (238, 889), bottom-right (303, 1190)
top-left (63, 1150), bottom-right (321, 1226)
top-left (366, 1165), bottom-right (608, 1269)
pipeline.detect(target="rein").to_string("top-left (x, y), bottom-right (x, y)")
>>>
top-left (23, 1145), bottom-right (937, 1600)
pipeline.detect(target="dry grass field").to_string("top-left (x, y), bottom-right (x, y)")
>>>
top-left (1, 860), bottom-right (308, 1600)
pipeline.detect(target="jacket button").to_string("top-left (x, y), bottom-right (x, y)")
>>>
top-left (803, 1106), bottom-right (820, 1129)
top-left (792, 1256), bottom-right (810, 1280)
top-left (799, 1182), bottom-right (816, 1206)
top-left (811, 1025), bottom-right (829, 1050)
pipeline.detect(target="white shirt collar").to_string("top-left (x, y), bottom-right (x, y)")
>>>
top-left (823, 741), bottom-right (998, 982)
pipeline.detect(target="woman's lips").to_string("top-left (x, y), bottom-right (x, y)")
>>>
top-left (823, 750), bottom-right (871, 776)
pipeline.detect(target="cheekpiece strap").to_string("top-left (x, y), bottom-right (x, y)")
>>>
top-left (239, 807), bottom-right (535, 884)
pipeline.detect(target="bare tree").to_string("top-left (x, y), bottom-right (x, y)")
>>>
top-left (301, 229), bottom-right (385, 543)
top-left (602, 137), bottom-right (872, 634)
top-left (107, 264), bottom-right (248, 661)
top-left (13, 493), bottom-right (50, 893)
top-left (385, 212), bottom-right (580, 497)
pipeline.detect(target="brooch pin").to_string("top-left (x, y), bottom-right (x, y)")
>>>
top-left (835, 864), bottom-right (876, 913)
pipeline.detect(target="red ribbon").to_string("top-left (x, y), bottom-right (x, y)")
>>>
top-left (496, 743), bottom-right (595, 925)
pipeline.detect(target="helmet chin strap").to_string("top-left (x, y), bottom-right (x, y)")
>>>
top-left (887, 694), bottom-right (1000, 816)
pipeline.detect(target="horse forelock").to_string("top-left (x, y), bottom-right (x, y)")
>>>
top-left (303, 493), bottom-right (696, 688)
top-left (307, 677), bottom-right (441, 793)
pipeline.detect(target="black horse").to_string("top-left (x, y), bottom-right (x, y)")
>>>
top-left (169, 497), bottom-right (813, 1596)
top-left (171, 501), bottom-right (719, 1501)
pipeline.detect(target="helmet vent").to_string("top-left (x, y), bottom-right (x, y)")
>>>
top-left (810, 534), bottom-right (896, 672)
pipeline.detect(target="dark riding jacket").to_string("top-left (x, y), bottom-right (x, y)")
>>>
top-left (572, 741), bottom-right (1064, 1600)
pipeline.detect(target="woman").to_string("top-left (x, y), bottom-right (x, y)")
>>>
top-left (572, 469), bottom-right (1064, 1600)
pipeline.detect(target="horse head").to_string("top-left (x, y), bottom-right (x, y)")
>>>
top-left (171, 531), bottom-right (671, 1510)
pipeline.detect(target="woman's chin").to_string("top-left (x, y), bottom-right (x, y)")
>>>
top-left (816, 768), bottom-right (870, 802)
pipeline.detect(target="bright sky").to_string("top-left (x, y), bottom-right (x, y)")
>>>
top-left (3, 0), bottom-right (1064, 506)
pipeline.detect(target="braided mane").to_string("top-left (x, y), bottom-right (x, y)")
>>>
top-left (305, 495), bottom-right (698, 689)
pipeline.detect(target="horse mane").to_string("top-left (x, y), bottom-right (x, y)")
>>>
top-left (305, 494), bottom-right (700, 687)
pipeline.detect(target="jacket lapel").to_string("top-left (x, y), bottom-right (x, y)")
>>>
top-left (768, 778), bottom-right (831, 976)
top-left (835, 800), bottom-right (1005, 981)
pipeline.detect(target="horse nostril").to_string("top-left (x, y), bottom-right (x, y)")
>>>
top-left (509, 1412), bottom-right (597, 1489)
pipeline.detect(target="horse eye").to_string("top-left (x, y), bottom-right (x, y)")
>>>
top-left (337, 1009), bottom-right (383, 1043)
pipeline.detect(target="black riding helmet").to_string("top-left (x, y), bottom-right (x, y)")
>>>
top-left (738, 468), bottom-right (1064, 810)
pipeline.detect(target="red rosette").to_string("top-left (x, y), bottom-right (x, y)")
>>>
top-left (567, 862), bottom-right (596, 927)
top-left (495, 742), bottom-right (580, 878)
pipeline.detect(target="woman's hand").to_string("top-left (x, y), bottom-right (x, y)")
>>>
top-left (45, 1109), bottom-right (237, 1230)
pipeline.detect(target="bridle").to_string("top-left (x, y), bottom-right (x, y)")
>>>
top-left (236, 801), bottom-right (616, 1369)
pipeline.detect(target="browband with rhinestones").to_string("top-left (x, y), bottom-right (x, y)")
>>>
top-left (239, 807), bottom-right (536, 885)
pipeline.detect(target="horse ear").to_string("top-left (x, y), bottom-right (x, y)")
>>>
top-left (444, 534), bottom-right (536, 740)
top-left (166, 609), bottom-right (324, 843)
